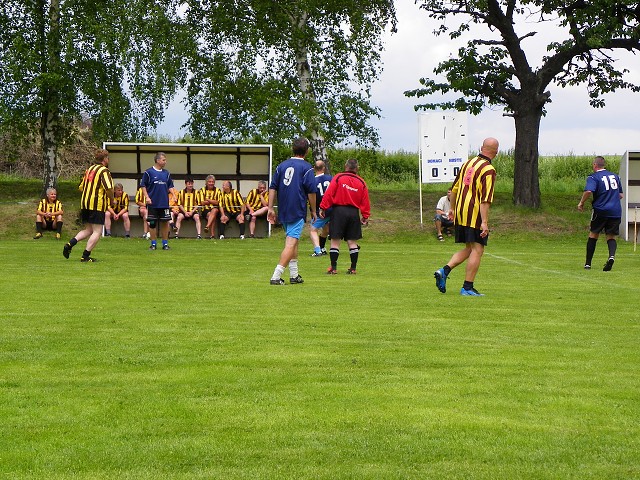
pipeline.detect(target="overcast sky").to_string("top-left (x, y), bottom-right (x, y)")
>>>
top-left (157, 2), bottom-right (640, 156)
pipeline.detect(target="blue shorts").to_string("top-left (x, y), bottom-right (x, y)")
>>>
top-left (283, 218), bottom-right (305, 239)
top-left (311, 216), bottom-right (330, 229)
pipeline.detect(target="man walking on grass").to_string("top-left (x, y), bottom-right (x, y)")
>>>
top-left (267, 137), bottom-right (316, 285)
top-left (434, 137), bottom-right (499, 296)
top-left (577, 156), bottom-right (623, 271)
top-left (63, 149), bottom-right (114, 262)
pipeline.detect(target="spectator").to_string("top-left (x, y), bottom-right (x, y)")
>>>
top-left (319, 158), bottom-right (370, 275)
top-left (175, 177), bottom-right (202, 239)
top-left (245, 180), bottom-right (269, 238)
top-left (309, 160), bottom-right (332, 256)
top-left (200, 174), bottom-right (222, 239)
top-left (135, 182), bottom-right (150, 239)
top-left (62, 149), bottom-right (114, 262)
top-left (268, 137), bottom-right (317, 285)
top-left (219, 181), bottom-right (247, 239)
top-left (34, 187), bottom-right (64, 239)
top-left (105, 183), bottom-right (131, 237)
top-left (577, 156), bottom-right (623, 271)
top-left (435, 188), bottom-right (454, 241)
top-left (140, 152), bottom-right (178, 250)
top-left (434, 137), bottom-right (499, 296)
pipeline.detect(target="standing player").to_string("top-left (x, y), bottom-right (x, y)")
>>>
top-left (434, 137), bottom-right (499, 296)
top-left (578, 156), bottom-right (623, 271)
top-left (319, 158), bottom-right (370, 274)
top-left (140, 152), bottom-right (178, 250)
top-left (267, 137), bottom-right (316, 285)
top-left (34, 188), bottom-right (64, 239)
top-left (309, 160), bottom-right (332, 256)
top-left (62, 149), bottom-right (114, 262)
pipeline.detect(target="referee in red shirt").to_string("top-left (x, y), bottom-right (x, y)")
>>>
top-left (319, 158), bottom-right (370, 274)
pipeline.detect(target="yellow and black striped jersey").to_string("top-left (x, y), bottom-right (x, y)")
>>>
top-left (221, 189), bottom-right (245, 214)
top-left (199, 186), bottom-right (222, 211)
top-left (112, 191), bottom-right (129, 213)
top-left (135, 188), bottom-right (146, 206)
top-left (177, 188), bottom-right (201, 211)
top-left (451, 154), bottom-right (496, 229)
top-left (79, 163), bottom-right (114, 212)
top-left (37, 199), bottom-right (63, 216)
top-left (245, 188), bottom-right (268, 211)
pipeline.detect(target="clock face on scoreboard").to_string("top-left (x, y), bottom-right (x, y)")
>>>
top-left (419, 112), bottom-right (468, 184)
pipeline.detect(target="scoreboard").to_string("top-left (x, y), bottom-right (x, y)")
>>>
top-left (418, 112), bottom-right (468, 184)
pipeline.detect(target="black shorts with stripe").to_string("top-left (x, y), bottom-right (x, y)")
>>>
top-left (329, 205), bottom-right (362, 241)
top-left (147, 207), bottom-right (173, 222)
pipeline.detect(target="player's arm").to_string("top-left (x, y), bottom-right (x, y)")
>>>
top-left (267, 188), bottom-right (277, 224)
top-left (479, 202), bottom-right (490, 238)
top-left (577, 191), bottom-right (592, 212)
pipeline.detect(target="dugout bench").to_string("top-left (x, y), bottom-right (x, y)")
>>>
top-left (103, 142), bottom-right (272, 238)
top-left (619, 150), bottom-right (640, 243)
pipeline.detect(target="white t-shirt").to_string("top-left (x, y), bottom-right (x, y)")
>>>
top-left (436, 195), bottom-right (451, 213)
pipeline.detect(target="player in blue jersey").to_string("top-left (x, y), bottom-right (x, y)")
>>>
top-left (267, 137), bottom-right (317, 285)
top-left (141, 152), bottom-right (179, 250)
top-left (578, 156), bottom-right (623, 271)
top-left (309, 160), bottom-right (333, 256)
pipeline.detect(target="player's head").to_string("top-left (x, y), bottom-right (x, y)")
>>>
top-left (206, 175), bottom-right (216, 189)
top-left (292, 137), bottom-right (310, 157)
top-left (258, 180), bottom-right (267, 193)
top-left (185, 176), bottom-right (194, 190)
top-left (46, 188), bottom-right (57, 201)
top-left (593, 156), bottom-right (606, 170)
top-left (114, 183), bottom-right (124, 196)
top-left (480, 138), bottom-right (499, 159)
top-left (345, 158), bottom-right (359, 173)
top-left (154, 152), bottom-right (167, 167)
top-left (95, 149), bottom-right (109, 165)
top-left (223, 181), bottom-right (232, 192)
top-left (314, 160), bottom-right (326, 173)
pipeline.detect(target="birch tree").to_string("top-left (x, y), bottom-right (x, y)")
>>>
top-left (0, 0), bottom-right (191, 193)
top-left (185, 0), bottom-right (396, 170)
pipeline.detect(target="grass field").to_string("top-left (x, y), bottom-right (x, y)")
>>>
top-left (1, 227), bottom-right (640, 478)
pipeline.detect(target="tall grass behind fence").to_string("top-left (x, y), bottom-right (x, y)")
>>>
top-left (328, 148), bottom-right (621, 192)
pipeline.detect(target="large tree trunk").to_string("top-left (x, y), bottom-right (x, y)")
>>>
top-left (512, 111), bottom-right (542, 208)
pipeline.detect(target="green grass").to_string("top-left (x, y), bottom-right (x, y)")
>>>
top-left (1, 232), bottom-right (640, 479)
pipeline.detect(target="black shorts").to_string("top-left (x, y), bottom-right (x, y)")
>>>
top-left (80, 209), bottom-right (105, 225)
top-left (43, 220), bottom-right (56, 230)
top-left (223, 211), bottom-right (242, 222)
top-left (455, 224), bottom-right (488, 246)
top-left (329, 205), bottom-right (362, 241)
top-left (590, 212), bottom-right (621, 235)
top-left (147, 207), bottom-right (172, 222)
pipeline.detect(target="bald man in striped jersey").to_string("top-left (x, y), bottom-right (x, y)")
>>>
top-left (434, 137), bottom-right (499, 296)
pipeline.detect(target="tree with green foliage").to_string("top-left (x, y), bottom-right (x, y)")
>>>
top-left (406, 0), bottom-right (640, 208)
top-left (0, 0), bottom-right (191, 193)
top-left (184, 0), bottom-right (396, 171)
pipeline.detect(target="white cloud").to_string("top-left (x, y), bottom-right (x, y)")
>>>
top-left (157, 2), bottom-right (640, 156)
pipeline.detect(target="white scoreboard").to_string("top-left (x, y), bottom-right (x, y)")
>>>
top-left (418, 112), bottom-right (468, 184)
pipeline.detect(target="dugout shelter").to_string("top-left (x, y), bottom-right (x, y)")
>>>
top-left (618, 150), bottom-right (640, 242)
top-left (103, 142), bottom-right (272, 238)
